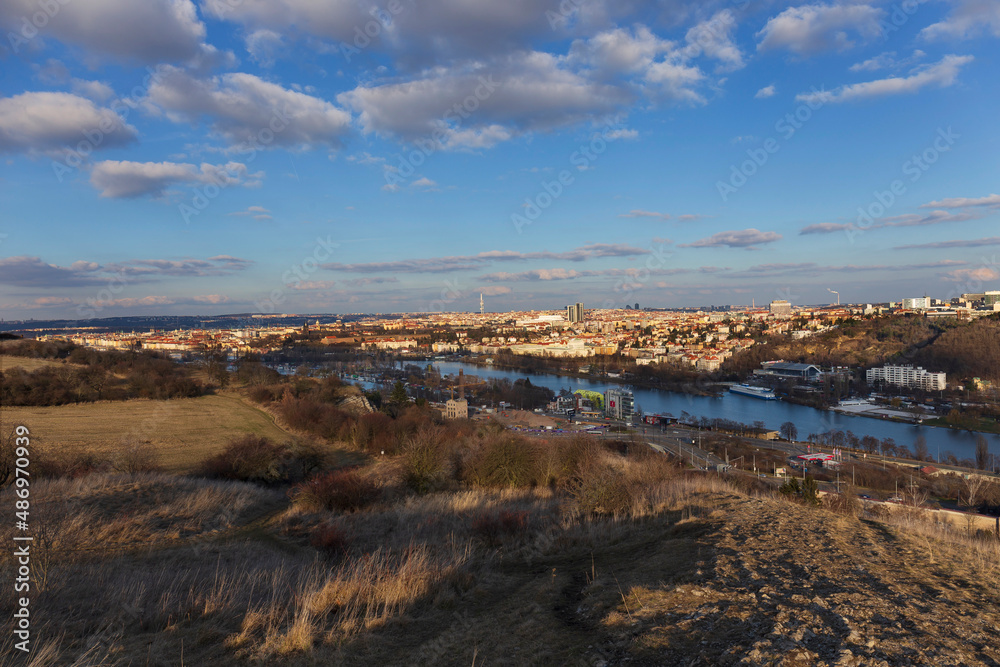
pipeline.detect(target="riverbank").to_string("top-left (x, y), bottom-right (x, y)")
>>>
top-left (460, 354), bottom-right (728, 398)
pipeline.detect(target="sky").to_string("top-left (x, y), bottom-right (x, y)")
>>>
top-left (0, 0), bottom-right (998, 319)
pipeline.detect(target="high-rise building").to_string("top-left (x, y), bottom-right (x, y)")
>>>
top-left (604, 388), bottom-right (634, 421)
top-left (566, 302), bottom-right (585, 323)
top-left (769, 299), bottom-right (792, 317)
top-left (902, 297), bottom-right (931, 310)
top-left (866, 365), bottom-right (946, 391)
top-left (985, 291), bottom-right (1000, 306)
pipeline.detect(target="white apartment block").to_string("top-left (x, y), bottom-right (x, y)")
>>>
top-left (866, 365), bottom-right (946, 391)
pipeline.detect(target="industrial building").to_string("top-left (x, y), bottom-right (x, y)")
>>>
top-left (769, 299), bottom-right (792, 317)
top-left (753, 361), bottom-right (823, 380)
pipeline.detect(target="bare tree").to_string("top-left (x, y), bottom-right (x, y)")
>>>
top-left (962, 475), bottom-right (987, 513)
top-left (780, 421), bottom-right (798, 441)
top-left (913, 435), bottom-right (929, 462)
top-left (975, 435), bottom-right (989, 471)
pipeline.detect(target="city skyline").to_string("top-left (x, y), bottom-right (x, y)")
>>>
top-left (1, 0), bottom-right (999, 318)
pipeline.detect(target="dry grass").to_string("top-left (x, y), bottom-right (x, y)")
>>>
top-left (2, 394), bottom-right (292, 473)
top-left (0, 355), bottom-right (80, 372)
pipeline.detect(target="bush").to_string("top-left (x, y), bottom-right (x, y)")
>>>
top-left (572, 463), bottom-right (633, 516)
top-left (465, 435), bottom-right (538, 488)
top-left (402, 432), bottom-right (452, 495)
top-left (310, 522), bottom-right (349, 557)
top-left (471, 510), bottom-right (529, 546)
top-left (290, 469), bottom-right (381, 512)
top-left (200, 435), bottom-right (289, 483)
top-left (109, 436), bottom-right (160, 474)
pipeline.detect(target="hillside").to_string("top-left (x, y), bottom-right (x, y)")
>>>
top-left (726, 314), bottom-right (1000, 383)
top-left (3, 466), bottom-right (999, 665)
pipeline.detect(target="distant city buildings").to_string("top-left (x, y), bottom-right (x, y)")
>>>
top-left (566, 302), bottom-right (585, 323)
top-left (769, 300), bottom-right (792, 317)
top-left (866, 365), bottom-right (946, 391)
top-left (902, 297), bottom-right (931, 310)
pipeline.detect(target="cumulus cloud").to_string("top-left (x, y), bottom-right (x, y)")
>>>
top-left (245, 29), bottom-right (285, 67)
top-left (800, 222), bottom-right (853, 235)
top-left (680, 229), bottom-right (782, 249)
top-left (340, 52), bottom-right (628, 149)
top-left (796, 55), bottom-right (973, 104)
top-left (920, 0), bottom-right (1000, 41)
top-left (754, 84), bottom-right (776, 99)
top-left (0, 0), bottom-right (212, 63)
top-left (146, 67), bottom-right (352, 149)
top-left (0, 256), bottom-right (104, 287)
top-left (0, 92), bottom-right (137, 155)
top-left (90, 160), bottom-right (262, 198)
top-left (756, 3), bottom-right (884, 56)
top-left (941, 267), bottom-right (1000, 283)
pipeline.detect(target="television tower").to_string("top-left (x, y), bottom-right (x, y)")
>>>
top-left (480, 293), bottom-right (484, 315)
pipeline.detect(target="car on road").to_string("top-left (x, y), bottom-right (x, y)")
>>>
top-left (887, 495), bottom-right (903, 503)
top-left (858, 494), bottom-right (871, 500)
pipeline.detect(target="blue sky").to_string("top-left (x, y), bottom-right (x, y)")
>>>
top-left (1, 0), bottom-right (998, 318)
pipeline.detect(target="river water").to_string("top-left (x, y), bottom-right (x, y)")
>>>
top-left (430, 361), bottom-right (999, 463)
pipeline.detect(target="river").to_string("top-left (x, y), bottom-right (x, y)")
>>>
top-left (430, 361), bottom-right (1000, 463)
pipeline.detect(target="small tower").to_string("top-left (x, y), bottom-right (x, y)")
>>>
top-left (480, 293), bottom-right (484, 315)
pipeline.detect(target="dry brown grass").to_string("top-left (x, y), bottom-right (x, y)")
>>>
top-left (2, 394), bottom-right (293, 473)
top-left (0, 355), bottom-right (80, 373)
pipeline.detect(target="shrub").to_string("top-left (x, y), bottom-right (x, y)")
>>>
top-left (290, 469), bottom-right (381, 512)
top-left (572, 463), bottom-right (633, 516)
top-left (402, 432), bottom-right (452, 495)
top-left (310, 522), bottom-right (349, 557)
top-left (109, 436), bottom-right (160, 474)
top-left (200, 435), bottom-right (289, 483)
top-left (465, 435), bottom-right (538, 488)
top-left (471, 510), bottom-right (529, 546)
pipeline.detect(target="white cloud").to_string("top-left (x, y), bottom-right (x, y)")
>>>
top-left (618, 209), bottom-right (671, 219)
top-left (754, 84), bottom-right (776, 98)
top-left (849, 50), bottom-right (925, 72)
top-left (340, 52), bottom-right (629, 149)
top-left (683, 10), bottom-right (744, 72)
top-left (920, 0), bottom-right (1000, 41)
top-left (146, 67), bottom-right (352, 149)
top-left (90, 160), bottom-right (261, 198)
top-left (229, 205), bottom-right (273, 220)
top-left (756, 3), bottom-right (884, 56)
top-left (922, 194), bottom-right (1000, 209)
top-left (0, 0), bottom-right (212, 63)
top-left (795, 54), bottom-right (973, 104)
top-left (0, 92), bottom-right (137, 155)
top-left (680, 228), bottom-right (782, 249)
top-left (941, 267), bottom-right (1000, 283)
top-left (411, 177), bottom-right (437, 188)
top-left (70, 80), bottom-right (115, 103)
top-left (245, 29), bottom-right (285, 67)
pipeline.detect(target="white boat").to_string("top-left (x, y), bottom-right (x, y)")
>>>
top-left (729, 384), bottom-right (777, 400)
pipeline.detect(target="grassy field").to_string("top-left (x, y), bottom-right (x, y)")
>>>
top-left (2, 394), bottom-right (292, 473)
top-left (0, 355), bottom-right (80, 372)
